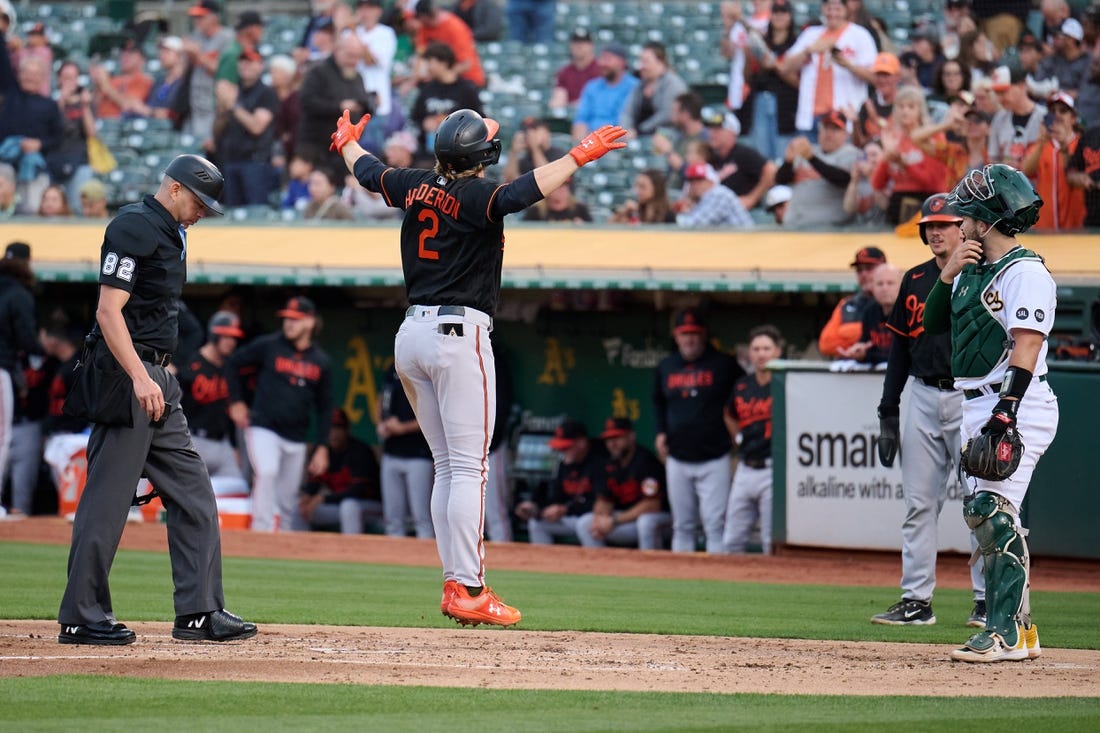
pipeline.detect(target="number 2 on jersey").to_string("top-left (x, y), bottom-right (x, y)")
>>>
top-left (418, 209), bottom-right (440, 261)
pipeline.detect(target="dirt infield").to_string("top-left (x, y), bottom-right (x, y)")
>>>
top-left (2, 518), bottom-right (1099, 696)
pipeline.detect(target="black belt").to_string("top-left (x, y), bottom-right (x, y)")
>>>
top-left (963, 375), bottom-right (1046, 400)
top-left (135, 346), bottom-right (173, 367)
top-left (406, 305), bottom-right (468, 317)
top-left (919, 376), bottom-right (955, 391)
top-left (741, 457), bottom-right (770, 469)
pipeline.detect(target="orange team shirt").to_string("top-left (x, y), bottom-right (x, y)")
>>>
top-left (817, 296), bottom-right (864, 357)
top-left (416, 12), bottom-right (485, 88)
top-left (1031, 137), bottom-right (1086, 231)
top-left (96, 72), bottom-right (154, 119)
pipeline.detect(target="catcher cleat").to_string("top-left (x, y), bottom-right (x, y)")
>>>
top-left (871, 599), bottom-right (936, 626)
top-left (950, 629), bottom-right (1028, 662)
top-left (967, 600), bottom-right (987, 628)
top-left (1025, 624), bottom-right (1041, 659)
top-left (445, 585), bottom-right (521, 628)
top-left (440, 579), bottom-right (459, 617)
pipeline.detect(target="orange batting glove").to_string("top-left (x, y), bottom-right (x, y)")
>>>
top-left (329, 109), bottom-right (371, 153)
top-left (569, 125), bottom-right (628, 166)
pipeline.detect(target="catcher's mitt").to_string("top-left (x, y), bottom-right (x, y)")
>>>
top-left (961, 427), bottom-right (1025, 481)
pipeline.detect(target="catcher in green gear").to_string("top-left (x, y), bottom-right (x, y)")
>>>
top-left (924, 163), bottom-right (1059, 663)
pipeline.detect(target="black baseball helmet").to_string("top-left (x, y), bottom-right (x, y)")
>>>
top-left (434, 109), bottom-right (502, 174)
top-left (917, 193), bottom-right (963, 244)
top-left (164, 154), bottom-right (224, 215)
top-left (208, 310), bottom-right (244, 341)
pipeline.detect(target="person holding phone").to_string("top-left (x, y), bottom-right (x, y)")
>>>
top-left (1021, 92), bottom-right (1085, 231)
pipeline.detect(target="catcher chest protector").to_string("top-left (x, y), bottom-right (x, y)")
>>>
top-left (964, 492), bottom-right (1029, 645)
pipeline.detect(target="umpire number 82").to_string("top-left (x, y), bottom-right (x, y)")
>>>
top-left (102, 252), bottom-right (136, 282)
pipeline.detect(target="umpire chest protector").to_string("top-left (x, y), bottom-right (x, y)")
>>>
top-left (950, 248), bottom-right (1042, 378)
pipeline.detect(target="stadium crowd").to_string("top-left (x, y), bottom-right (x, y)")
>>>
top-left (2, 0), bottom-right (1100, 228)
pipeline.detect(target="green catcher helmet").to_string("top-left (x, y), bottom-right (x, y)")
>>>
top-left (945, 164), bottom-right (1042, 236)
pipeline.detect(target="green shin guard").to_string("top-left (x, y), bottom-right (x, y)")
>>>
top-left (964, 492), bottom-right (1029, 645)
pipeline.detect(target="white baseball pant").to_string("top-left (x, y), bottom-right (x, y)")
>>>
top-left (575, 511), bottom-right (672, 550)
top-left (192, 435), bottom-right (248, 497)
top-left (666, 454), bottom-right (731, 553)
top-left (381, 453), bottom-right (435, 538)
top-left (246, 425), bottom-right (307, 532)
top-left (723, 461), bottom-right (772, 554)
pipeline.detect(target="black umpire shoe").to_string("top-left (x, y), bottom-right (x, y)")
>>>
top-left (172, 609), bottom-right (257, 642)
top-left (58, 621), bottom-right (137, 646)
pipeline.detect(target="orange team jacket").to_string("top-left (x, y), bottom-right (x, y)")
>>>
top-left (818, 293), bottom-right (871, 357)
top-left (1030, 137), bottom-right (1086, 231)
top-left (416, 12), bottom-right (485, 88)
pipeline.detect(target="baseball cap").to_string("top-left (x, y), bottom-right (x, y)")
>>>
top-left (277, 295), bottom-right (316, 319)
top-left (28, 22), bottom-right (45, 35)
top-left (1060, 17), bottom-right (1085, 42)
top-left (850, 246), bottom-right (887, 267)
top-left (601, 42), bottom-right (628, 60)
top-left (764, 185), bottom-right (792, 212)
top-left (683, 162), bottom-right (711, 181)
top-left (548, 419), bottom-right (587, 450)
top-left (331, 408), bottom-right (350, 428)
top-left (701, 107), bottom-right (741, 133)
top-left (673, 307), bottom-right (707, 334)
top-left (415, 0), bottom-right (436, 16)
top-left (238, 47), bottom-right (263, 63)
top-left (188, 0), bottom-right (221, 17)
top-left (570, 28), bottom-right (592, 42)
top-left (963, 107), bottom-right (992, 124)
top-left (1017, 31), bottom-right (1041, 50)
top-left (872, 52), bottom-right (900, 75)
top-left (235, 10), bottom-right (263, 30)
top-left (599, 417), bottom-right (633, 440)
top-left (159, 35), bottom-right (184, 52)
top-left (817, 109), bottom-right (849, 131)
top-left (4, 241), bottom-right (30, 260)
top-left (990, 65), bottom-right (1026, 91)
top-left (1048, 91), bottom-right (1076, 111)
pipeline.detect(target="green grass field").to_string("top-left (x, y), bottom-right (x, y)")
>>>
top-left (2, 541), bottom-right (1098, 731)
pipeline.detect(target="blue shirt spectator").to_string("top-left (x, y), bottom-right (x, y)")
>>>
top-left (572, 44), bottom-right (639, 140)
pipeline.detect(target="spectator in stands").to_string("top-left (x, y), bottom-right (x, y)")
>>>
top-left (780, 0), bottom-right (877, 139)
top-left (576, 417), bottom-right (672, 550)
top-left (818, 246), bottom-right (886, 358)
top-left (763, 184), bottom-right (792, 224)
top-left (140, 36), bottom-right (188, 124)
top-left (37, 185), bottom-right (71, 217)
top-left (505, 0), bottom-right (556, 44)
top-left (516, 418), bottom-right (601, 545)
top-left (871, 86), bottom-right (950, 225)
top-left (1067, 112), bottom-right (1100, 227)
top-left (620, 42), bottom-right (688, 138)
top-left (610, 169), bottom-right (676, 224)
top-left (899, 26), bottom-right (944, 92)
top-left (550, 28), bottom-right (599, 112)
top-left (0, 39), bottom-right (63, 215)
top-left (183, 0), bottom-right (235, 148)
top-left (299, 408), bottom-right (383, 534)
top-left (12, 23), bottom-right (52, 97)
top-left (215, 10), bottom-right (266, 90)
top-left (352, 0), bottom-right (398, 155)
top-left (854, 52), bottom-right (900, 147)
top-left (301, 18), bottom-right (338, 76)
top-left (342, 171), bottom-right (399, 220)
top-left (51, 61), bottom-right (96, 209)
top-left (281, 154), bottom-right (314, 212)
top-left (268, 55), bottom-right (301, 169)
top-left (1015, 33), bottom-right (1052, 99)
top-left (675, 162), bottom-right (754, 228)
top-left (409, 0), bottom-right (486, 88)
top-left (524, 179), bottom-right (592, 222)
top-left (837, 262), bottom-right (900, 365)
top-left (844, 0), bottom-right (888, 51)
top-left (297, 0), bottom-right (343, 65)
top-left (744, 1), bottom-right (800, 163)
top-left (1037, 0), bottom-right (1072, 48)
top-left (651, 92), bottom-right (709, 186)
top-left (303, 167), bottom-right (354, 220)
top-left (988, 65), bottom-right (1046, 171)
top-left (1076, 53), bottom-right (1100, 129)
top-left (719, 1), bottom-right (753, 116)
top-left (970, 0), bottom-right (1028, 55)
top-left (928, 58), bottom-right (972, 124)
top-left (1023, 92), bottom-right (1085, 231)
top-left (704, 107), bottom-right (775, 211)
top-left (777, 110), bottom-right (860, 228)
top-left (90, 42), bottom-right (153, 120)
top-left (843, 137), bottom-right (887, 225)
top-left (914, 95), bottom-right (992, 190)
top-left (410, 42), bottom-right (482, 151)
top-left (215, 49), bottom-right (279, 208)
top-left (297, 33), bottom-right (374, 176)
top-left (956, 29), bottom-right (1000, 88)
top-left (78, 179), bottom-right (109, 219)
top-left (453, 0), bottom-right (503, 41)
top-left (1035, 18), bottom-right (1092, 98)
top-left (383, 130), bottom-right (419, 167)
top-left (377, 363), bottom-right (434, 539)
top-left (502, 116), bottom-right (564, 183)
top-left (0, 164), bottom-right (15, 218)
top-left (572, 43), bottom-right (639, 141)
top-left (939, 0), bottom-right (975, 60)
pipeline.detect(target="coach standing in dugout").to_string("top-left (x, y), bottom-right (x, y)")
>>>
top-left (332, 105), bottom-right (626, 626)
top-left (654, 307), bottom-right (744, 553)
top-left (57, 154), bottom-right (256, 645)
top-left (872, 194), bottom-right (986, 628)
top-left (227, 295), bottom-right (333, 532)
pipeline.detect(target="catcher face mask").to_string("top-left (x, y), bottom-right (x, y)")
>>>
top-left (950, 168), bottom-right (994, 207)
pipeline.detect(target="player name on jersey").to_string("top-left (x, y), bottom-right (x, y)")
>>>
top-left (405, 182), bottom-right (461, 217)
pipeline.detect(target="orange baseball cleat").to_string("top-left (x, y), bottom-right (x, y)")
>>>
top-left (445, 585), bottom-right (521, 627)
top-left (440, 579), bottom-right (459, 617)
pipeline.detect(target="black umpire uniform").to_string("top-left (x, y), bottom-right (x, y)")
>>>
top-left (57, 155), bottom-right (256, 645)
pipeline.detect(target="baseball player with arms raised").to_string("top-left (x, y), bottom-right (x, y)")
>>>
top-left (872, 194), bottom-right (986, 628)
top-left (924, 164), bottom-right (1058, 662)
top-left (332, 107), bottom-right (626, 626)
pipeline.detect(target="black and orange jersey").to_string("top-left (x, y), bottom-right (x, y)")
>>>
top-left (653, 344), bottom-right (743, 462)
top-left (726, 375), bottom-right (772, 462)
top-left (597, 445), bottom-right (667, 512)
top-left (541, 444), bottom-right (607, 517)
top-left (885, 258), bottom-right (953, 380)
top-left (861, 305), bottom-right (893, 364)
top-left (226, 332), bottom-right (332, 442)
top-left (178, 350), bottom-right (233, 441)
